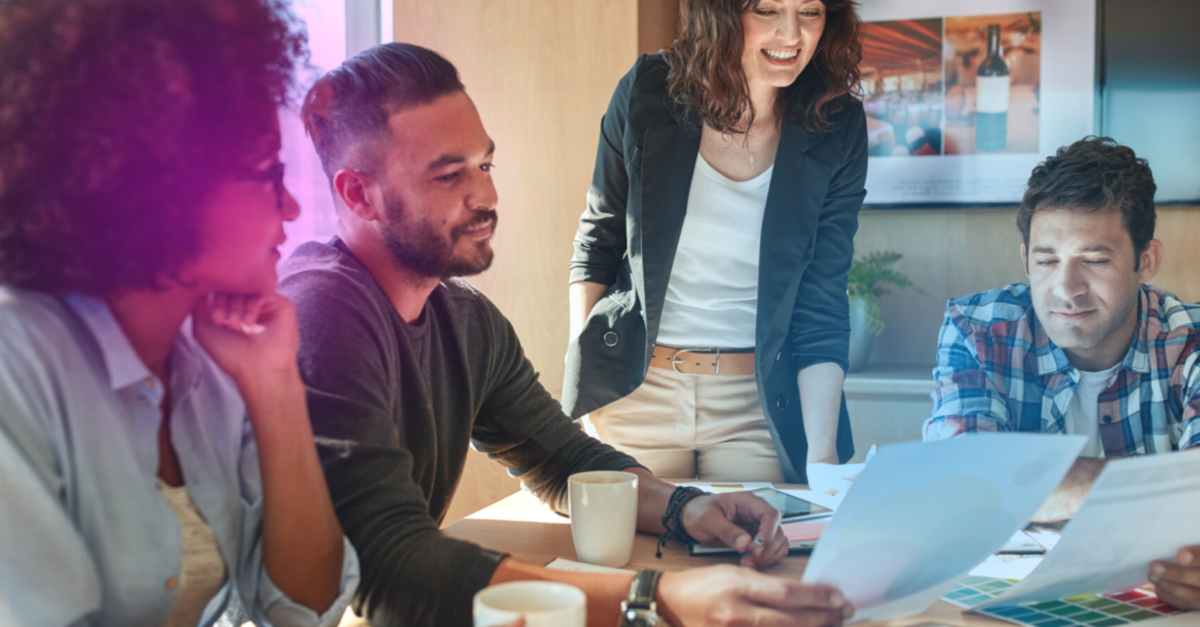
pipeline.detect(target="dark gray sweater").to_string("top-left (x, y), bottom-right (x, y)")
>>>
top-left (277, 239), bottom-right (639, 627)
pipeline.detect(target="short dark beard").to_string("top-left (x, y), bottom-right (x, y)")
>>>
top-left (380, 189), bottom-right (495, 280)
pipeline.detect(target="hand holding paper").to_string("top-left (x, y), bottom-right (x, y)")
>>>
top-left (979, 448), bottom-right (1200, 610)
top-left (1152, 546), bottom-right (1200, 610)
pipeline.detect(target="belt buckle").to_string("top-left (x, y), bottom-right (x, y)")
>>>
top-left (670, 347), bottom-right (719, 375)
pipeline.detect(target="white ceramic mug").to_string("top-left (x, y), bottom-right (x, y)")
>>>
top-left (473, 581), bottom-right (587, 627)
top-left (568, 470), bottom-right (638, 567)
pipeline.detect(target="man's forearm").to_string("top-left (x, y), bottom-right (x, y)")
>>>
top-left (1032, 457), bottom-right (1106, 523)
top-left (798, 362), bottom-right (844, 464)
top-left (626, 466), bottom-right (677, 535)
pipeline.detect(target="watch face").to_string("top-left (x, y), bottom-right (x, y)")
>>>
top-left (623, 608), bottom-right (663, 626)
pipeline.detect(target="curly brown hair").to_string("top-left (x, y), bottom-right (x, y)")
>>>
top-left (0, 0), bottom-right (306, 296)
top-left (1018, 137), bottom-right (1157, 270)
top-left (666, 0), bottom-right (863, 134)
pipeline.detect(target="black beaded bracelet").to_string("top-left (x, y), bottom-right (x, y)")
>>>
top-left (656, 486), bottom-right (707, 558)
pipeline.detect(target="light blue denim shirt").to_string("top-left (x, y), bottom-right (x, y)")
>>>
top-left (0, 288), bottom-right (359, 627)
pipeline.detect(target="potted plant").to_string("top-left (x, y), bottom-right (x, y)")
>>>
top-left (846, 250), bottom-right (924, 372)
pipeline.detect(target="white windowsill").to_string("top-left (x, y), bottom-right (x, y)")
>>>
top-left (844, 365), bottom-right (936, 397)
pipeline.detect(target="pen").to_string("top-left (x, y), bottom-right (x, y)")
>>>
top-left (741, 535), bottom-right (764, 557)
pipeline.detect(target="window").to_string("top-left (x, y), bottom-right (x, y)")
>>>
top-left (280, 0), bottom-right (390, 259)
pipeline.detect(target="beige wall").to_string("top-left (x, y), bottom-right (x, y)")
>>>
top-left (857, 206), bottom-right (1200, 367)
top-left (394, 0), bottom-right (652, 525)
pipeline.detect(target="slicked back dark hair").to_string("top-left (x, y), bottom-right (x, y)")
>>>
top-left (301, 42), bottom-right (463, 182)
top-left (1019, 136), bottom-right (1157, 270)
top-left (0, 0), bottom-right (305, 295)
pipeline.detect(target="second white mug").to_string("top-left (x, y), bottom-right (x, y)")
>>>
top-left (473, 581), bottom-right (586, 627)
top-left (568, 470), bottom-right (638, 567)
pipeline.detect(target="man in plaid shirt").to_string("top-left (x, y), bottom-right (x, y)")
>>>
top-left (923, 138), bottom-right (1200, 609)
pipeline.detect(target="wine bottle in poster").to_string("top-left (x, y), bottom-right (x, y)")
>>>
top-left (976, 24), bottom-right (1009, 152)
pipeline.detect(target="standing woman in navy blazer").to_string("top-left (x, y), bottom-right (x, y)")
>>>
top-left (563, 0), bottom-right (868, 488)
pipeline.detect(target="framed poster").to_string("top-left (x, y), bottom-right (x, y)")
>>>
top-left (858, 0), bottom-right (1096, 206)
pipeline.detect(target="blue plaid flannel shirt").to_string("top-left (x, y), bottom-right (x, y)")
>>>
top-left (924, 283), bottom-right (1200, 456)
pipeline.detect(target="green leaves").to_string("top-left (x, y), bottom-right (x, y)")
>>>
top-left (850, 294), bottom-right (887, 337)
top-left (847, 250), bottom-right (926, 301)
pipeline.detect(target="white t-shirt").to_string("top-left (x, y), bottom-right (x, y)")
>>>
top-left (655, 154), bottom-right (773, 349)
top-left (1065, 363), bottom-right (1122, 458)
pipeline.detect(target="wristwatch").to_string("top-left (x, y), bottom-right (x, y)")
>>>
top-left (620, 570), bottom-right (668, 626)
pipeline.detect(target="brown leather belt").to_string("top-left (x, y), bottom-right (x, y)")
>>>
top-left (649, 344), bottom-right (756, 376)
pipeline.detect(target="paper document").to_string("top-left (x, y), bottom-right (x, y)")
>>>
top-left (545, 557), bottom-right (632, 574)
top-left (999, 530), bottom-right (1049, 554)
top-left (980, 448), bottom-right (1200, 608)
top-left (675, 481), bottom-right (775, 493)
top-left (967, 554), bottom-right (1044, 581)
top-left (801, 434), bottom-right (1085, 623)
top-left (1024, 528), bottom-right (1062, 552)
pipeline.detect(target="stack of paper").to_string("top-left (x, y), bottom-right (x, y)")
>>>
top-left (977, 449), bottom-right (1200, 609)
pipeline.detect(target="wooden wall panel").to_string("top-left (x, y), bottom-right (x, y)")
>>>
top-left (852, 209), bottom-right (1026, 367)
top-left (392, 0), bottom-right (640, 525)
top-left (856, 205), bottom-right (1200, 367)
top-left (1153, 206), bottom-right (1200, 302)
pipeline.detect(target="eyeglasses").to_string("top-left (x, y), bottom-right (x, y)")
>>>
top-left (237, 161), bottom-right (286, 210)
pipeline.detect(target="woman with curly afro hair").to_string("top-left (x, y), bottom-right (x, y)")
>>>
top-left (0, 0), bottom-right (359, 625)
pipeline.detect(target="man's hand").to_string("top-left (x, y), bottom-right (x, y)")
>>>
top-left (1150, 546), bottom-right (1200, 610)
top-left (805, 462), bottom-right (863, 496)
top-left (657, 564), bottom-right (852, 627)
top-left (679, 492), bottom-right (789, 569)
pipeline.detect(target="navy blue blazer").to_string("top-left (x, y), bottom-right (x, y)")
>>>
top-left (562, 54), bottom-right (867, 482)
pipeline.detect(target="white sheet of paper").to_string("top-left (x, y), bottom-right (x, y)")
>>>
top-left (1024, 528), bottom-right (1062, 552)
top-left (544, 557), bottom-right (632, 574)
top-left (675, 481), bottom-right (775, 493)
top-left (998, 530), bottom-right (1045, 553)
top-left (980, 448), bottom-right (1200, 608)
top-left (969, 554), bottom-right (1045, 581)
top-left (801, 434), bottom-right (1085, 623)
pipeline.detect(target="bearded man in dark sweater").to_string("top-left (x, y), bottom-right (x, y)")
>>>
top-left (280, 42), bottom-right (854, 627)
top-left (283, 43), bottom-right (854, 624)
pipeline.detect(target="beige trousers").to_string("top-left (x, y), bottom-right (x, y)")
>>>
top-left (588, 366), bottom-right (784, 481)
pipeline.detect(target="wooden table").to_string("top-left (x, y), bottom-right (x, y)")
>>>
top-left (443, 489), bottom-right (1010, 627)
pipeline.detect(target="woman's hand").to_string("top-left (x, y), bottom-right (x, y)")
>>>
top-left (192, 292), bottom-right (300, 385)
top-left (657, 565), bottom-right (852, 627)
top-left (680, 493), bottom-right (789, 569)
top-left (805, 462), bottom-right (863, 496)
top-left (195, 290), bottom-right (346, 612)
